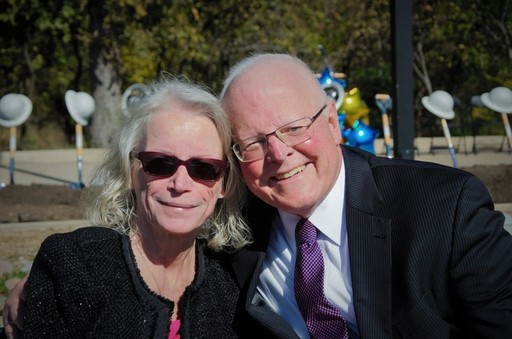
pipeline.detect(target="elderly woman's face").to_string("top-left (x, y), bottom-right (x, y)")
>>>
top-left (131, 107), bottom-right (225, 238)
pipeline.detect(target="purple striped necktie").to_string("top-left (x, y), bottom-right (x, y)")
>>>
top-left (294, 218), bottom-right (349, 338)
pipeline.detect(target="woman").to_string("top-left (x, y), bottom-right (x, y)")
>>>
top-left (15, 77), bottom-right (252, 338)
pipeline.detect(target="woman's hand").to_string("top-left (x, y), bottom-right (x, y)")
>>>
top-left (2, 275), bottom-right (27, 339)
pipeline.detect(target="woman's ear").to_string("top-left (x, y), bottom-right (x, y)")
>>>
top-left (219, 166), bottom-right (230, 199)
top-left (219, 190), bottom-right (226, 199)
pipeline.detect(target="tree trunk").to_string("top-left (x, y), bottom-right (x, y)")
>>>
top-left (89, 52), bottom-right (122, 147)
top-left (87, 0), bottom-right (123, 148)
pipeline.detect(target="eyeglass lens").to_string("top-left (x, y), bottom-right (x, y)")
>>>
top-left (234, 103), bottom-right (328, 162)
top-left (136, 152), bottom-right (226, 181)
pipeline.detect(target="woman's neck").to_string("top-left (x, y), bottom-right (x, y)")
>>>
top-left (130, 230), bottom-right (197, 320)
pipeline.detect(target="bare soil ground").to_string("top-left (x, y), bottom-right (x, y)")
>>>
top-left (0, 184), bottom-right (86, 223)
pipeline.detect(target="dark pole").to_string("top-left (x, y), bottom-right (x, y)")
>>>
top-left (391, 0), bottom-right (415, 159)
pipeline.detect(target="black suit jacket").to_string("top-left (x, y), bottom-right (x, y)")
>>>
top-left (231, 146), bottom-right (512, 338)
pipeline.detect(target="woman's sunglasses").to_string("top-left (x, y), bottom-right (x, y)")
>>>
top-left (134, 151), bottom-right (227, 182)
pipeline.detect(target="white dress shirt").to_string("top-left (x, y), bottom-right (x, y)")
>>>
top-left (256, 158), bottom-right (359, 338)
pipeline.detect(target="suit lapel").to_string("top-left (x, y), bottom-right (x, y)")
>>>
top-left (231, 197), bottom-right (299, 337)
top-left (244, 252), bottom-right (299, 338)
top-left (343, 147), bottom-right (393, 338)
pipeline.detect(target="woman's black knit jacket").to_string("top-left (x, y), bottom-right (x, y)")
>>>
top-left (21, 226), bottom-right (243, 338)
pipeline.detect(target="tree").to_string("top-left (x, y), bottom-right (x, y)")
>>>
top-left (1, 0), bottom-right (510, 149)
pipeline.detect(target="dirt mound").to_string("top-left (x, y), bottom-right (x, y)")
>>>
top-left (0, 184), bottom-right (86, 223)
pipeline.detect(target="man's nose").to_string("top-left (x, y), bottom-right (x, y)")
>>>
top-left (266, 135), bottom-right (292, 161)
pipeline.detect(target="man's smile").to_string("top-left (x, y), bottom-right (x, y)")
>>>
top-left (272, 164), bottom-right (306, 181)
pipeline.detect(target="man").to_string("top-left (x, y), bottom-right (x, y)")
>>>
top-left (221, 53), bottom-right (512, 338)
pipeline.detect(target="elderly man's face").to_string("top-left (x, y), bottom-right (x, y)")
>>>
top-left (223, 58), bottom-right (342, 218)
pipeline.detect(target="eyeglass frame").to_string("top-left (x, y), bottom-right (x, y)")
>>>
top-left (133, 151), bottom-right (228, 182)
top-left (232, 102), bottom-right (329, 162)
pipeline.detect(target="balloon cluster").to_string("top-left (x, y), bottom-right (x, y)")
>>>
top-left (318, 67), bottom-right (379, 153)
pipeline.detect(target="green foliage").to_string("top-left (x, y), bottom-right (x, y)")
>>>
top-left (0, 0), bottom-right (510, 148)
top-left (0, 270), bottom-right (26, 296)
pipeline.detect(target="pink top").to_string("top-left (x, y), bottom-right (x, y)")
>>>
top-left (169, 319), bottom-right (181, 339)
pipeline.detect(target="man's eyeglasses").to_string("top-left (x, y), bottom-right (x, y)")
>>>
top-left (232, 103), bottom-right (328, 162)
top-left (134, 151), bottom-right (227, 182)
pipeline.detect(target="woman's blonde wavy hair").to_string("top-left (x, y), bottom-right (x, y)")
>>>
top-left (83, 75), bottom-right (252, 251)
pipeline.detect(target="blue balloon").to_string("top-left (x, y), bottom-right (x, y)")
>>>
top-left (342, 119), bottom-right (380, 153)
top-left (318, 67), bottom-right (347, 111)
top-left (337, 113), bottom-right (346, 129)
top-left (318, 67), bottom-right (347, 89)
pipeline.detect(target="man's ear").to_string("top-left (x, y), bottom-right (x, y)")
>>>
top-left (326, 100), bottom-right (342, 144)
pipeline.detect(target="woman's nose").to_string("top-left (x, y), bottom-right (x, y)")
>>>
top-left (168, 164), bottom-right (193, 191)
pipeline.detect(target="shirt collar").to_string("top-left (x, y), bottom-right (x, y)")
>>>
top-left (279, 157), bottom-right (345, 246)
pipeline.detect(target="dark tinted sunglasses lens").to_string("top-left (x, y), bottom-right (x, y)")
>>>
top-left (144, 156), bottom-right (178, 176)
top-left (188, 160), bottom-right (223, 181)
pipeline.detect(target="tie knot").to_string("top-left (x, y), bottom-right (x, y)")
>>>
top-left (295, 218), bottom-right (317, 244)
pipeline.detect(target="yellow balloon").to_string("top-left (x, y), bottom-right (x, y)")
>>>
top-left (341, 88), bottom-right (370, 126)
